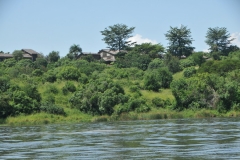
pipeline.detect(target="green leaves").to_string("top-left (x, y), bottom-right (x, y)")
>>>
top-left (47, 51), bottom-right (60, 63)
top-left (205, 27), bottom-right (234, 55)
top-left (165, 25), bottom-right (194, 57)
top-left (68, 44), bottom-right (82, 59)
top-left (171, 73), bottom-right (240, 112)
top-left (144, 67), bottom-right (173, 91)
top-left (69, 79), bottom-right (125, 115)
top-left (101, 24), bottom-right (135, 51)
top-left (58, 66), bottom-right (80, 81)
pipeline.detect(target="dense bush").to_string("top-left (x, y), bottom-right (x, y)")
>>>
top-left (183, 67), bottom-right (196, 77)
top-left (148, 58), bottom-right (164, 70)
top-left (0, 93), bottom-right (13, 118)
top-left (11, 90), bottom-right (40, 114)
top-left (116, 97), bottom-right (150, 114)
top-left (0, 76), bottom-right (10, 92)
top-left (144, 68), bottom-right (173, 91)
top-left (171, 73), bottom-right (240, 112)
top-left (44, 69), bottom-right (57, 83)
top-left (152, 97), bottom-right (165, 108)
top-left (58, 66), bottom-right (80, 81)
top-left (180, 58), bottom-right (195, 68)
top-left (191, 52), bottom-right (206, 66)
top-left (115, 53), bottom-right (151, 71)
top-left (69, 79), bottom-right (127, 115)
top-left (45, 85), bottom-right (59, 94)
top-left (32, 69), bottom-right (44, 76)
top-left (198, 59), bottom-right (240, 76)
top-left (164, 53), bottom-right (182, 73)
top-left (40, 103), bottom-right (66, 115)
top-left (62, 81), bottom-right (76, 95)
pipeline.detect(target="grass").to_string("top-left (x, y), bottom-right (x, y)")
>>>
top-left (3, 108), bottom-right (240, 126)
top-left (173, 70), bottom-right (184, 80)
top-left (140, 89), bottom-right (174, 101)
top-left (116, 109), bottom-right (240, 121)
top-left (5, 109), bottom-right (93, 126)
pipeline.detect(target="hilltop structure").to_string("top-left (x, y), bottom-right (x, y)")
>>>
top-left (0, 49), bottom-right (39, 62)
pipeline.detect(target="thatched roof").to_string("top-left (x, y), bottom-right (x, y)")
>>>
top-left (22, 49), bottom-right (39, 55)
top-left (0, 54), bottom-right (13, 58)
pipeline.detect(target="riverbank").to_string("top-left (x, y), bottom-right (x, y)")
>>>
top-left (1, 108), bottom-right (240, 126)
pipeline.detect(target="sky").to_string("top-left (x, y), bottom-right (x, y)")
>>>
top-left (0, 0), bottom-right (240, 57)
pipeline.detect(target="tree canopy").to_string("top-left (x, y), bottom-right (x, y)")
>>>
top-left (205, 27), bottom-right (234, 54)
top-left (165, 25), bottom-right (194, 57)
top-left (68, 44), bottom-right (82, 59)
top-left (47, 51), bottom-right (60, 63)
top-left (12, 50), bottom-right (24, 61)
top-left (130, 43), bottom-right (165, 59)
top-left (100, 24), bottom-right (136, 51)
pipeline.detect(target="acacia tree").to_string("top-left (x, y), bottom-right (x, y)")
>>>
top-left (68, 44), bottom-right (82, 59)
top-left (205, 27), bottom-right (234, 55)
top-left (100, 24), bottom-right (136, 51)
top-left (165, 25), bottom-right (194, 58)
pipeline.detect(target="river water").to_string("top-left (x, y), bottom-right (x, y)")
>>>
top-left (0, 118), bottom-right (240, 159)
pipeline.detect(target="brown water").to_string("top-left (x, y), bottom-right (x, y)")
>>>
top-left (1, 118), bottom-right (240, 159)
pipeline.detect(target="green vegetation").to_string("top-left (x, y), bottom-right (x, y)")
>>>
top-left (1, 24), bottom-right (240, 126)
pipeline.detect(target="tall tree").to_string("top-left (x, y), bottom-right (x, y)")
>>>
top-left (47, 51), bottom-right (60, 63)
top-left (100, 24), bottom-right (136, 51)
top-left (68, 44), bottom-right (82, 59)
top-left (205, 27), bottom-right (234, 55)
top-left (165, 25), bottom-right (194, 57)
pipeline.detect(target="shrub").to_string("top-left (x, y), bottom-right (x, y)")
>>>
top-left (40, 103), bottom-right (66, 115)
top-left (116, 97), bottom-right (150, 115)
top-left (0, 76), bottom-right (10, 92)
top-left (144, 68), bottom-right (173, 91)
top-left (180, 58), bottom-right (195, 68)
top-left (0, 93), bottom-right (13, 118)
top-left (129, 85), bottom-right (140, 93)
top-left (32, 69), bottom-right (44, 76)
top-left (11, 90), bottom-right (40, 115)
top-left (58, 66), bottom-right (80, 81)
top-left (148, 58), bottom-right (164, 70)
top-left (46, 85), bottom-right (59, 94)
top-left (69, 79), bottom-right (126, 115)
top-left (191, 52), bottom-right (206, 66)
top-left (183, 67), bottom-right (196, 77)
top-left (44, 70), bottom-right (57, 83)
top-left (62, 81), bottom-right (76, 95)
top-left (152, 97), bottom-right (165, 108)
top-left (43, 94), bottom-right (55, 104)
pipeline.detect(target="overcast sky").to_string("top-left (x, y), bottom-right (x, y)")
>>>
top-left (0, 0), bottom-right (240, 57)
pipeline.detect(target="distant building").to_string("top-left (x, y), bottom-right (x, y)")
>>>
top-left (98, 49), bottom-right (126, 63)
top-left (22, 49), bottom-right (39, 61)
top-left (0, 49), bottom-right (39, 62)
top-left (0, 53), bottom-right (13, 61)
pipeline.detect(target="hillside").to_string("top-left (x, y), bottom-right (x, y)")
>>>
top-left (1, 50), bottom-right (240, 125)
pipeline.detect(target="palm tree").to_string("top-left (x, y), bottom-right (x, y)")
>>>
top-left (69, 44), bottom-right (82, 59)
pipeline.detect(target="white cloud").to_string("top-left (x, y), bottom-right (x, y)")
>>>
top-left (128, 34), bottom-right (158, 45)
top-left (203, 49), bottom-right (210, 53)
top-left (230, 32), bottom-right (240, 47)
